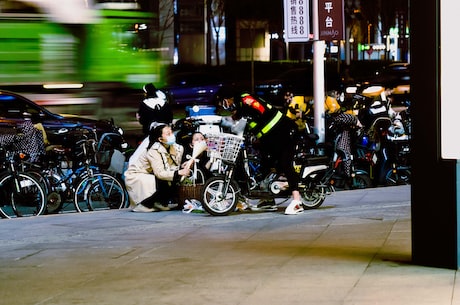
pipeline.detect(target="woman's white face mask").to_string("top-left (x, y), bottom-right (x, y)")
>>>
top-left (160, 127), bottom-right (176, 145)
top-left (164, 134), bottom-right (176, 145)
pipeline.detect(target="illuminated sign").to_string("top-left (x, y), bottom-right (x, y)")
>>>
top-left (318, 0), bottom-right (344, 41)
top-left (283, 0), bottom-right (310, 42)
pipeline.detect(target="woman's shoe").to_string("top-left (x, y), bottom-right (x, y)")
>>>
top-left (249, 199), bottom-right (277, 212)
top-left (153, 202), bottom-right (171, 211)
top-left (132, 204), bottom-right (157, 213)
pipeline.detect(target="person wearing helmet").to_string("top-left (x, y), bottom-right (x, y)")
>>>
top-left (286, 91), bottom-right (341, 128)
top-left (136, 83), bottom-right (173, 136)
top-left (218, 88), bottom-right (303, 215)
top-left (286, 95), bottom-right (309, 131)
top-left (325, 91), bottom-right (341, 114)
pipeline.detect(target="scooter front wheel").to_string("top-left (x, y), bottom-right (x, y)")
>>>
top-left (300, 186), bottom-right (327, 209)
top-left (352, 173), bottom-right (373, 189)
top-left (385, 167), bottom-right (411, 186)
top-left (201, 176), bottom-right (238, 216)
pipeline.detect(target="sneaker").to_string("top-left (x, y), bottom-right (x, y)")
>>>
top-left (166, 199), bottom-right (179, 210)
top-left (132, 204), bottom-right (157, 213)
top-left (284, 199), bottom-right (304, 215)
top-left (235, 195), bottom-right (250, 212)
top-left (235, 202), bottom-right (248, 212)
top-left (250, 198), bottom-right (277, 212)
top-left (153, 202), bottom-right (171, 211)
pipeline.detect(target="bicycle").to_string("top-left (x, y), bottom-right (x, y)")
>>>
top-left (200, 130), bottom-right (369, 216)
top-left (33, 138), bottom-right (127, 213)
top-left (73, 136), bottom-right (127, 212)
top-left (0, 137), bottom-right (46, 218)
top-left (200, 133), bottom-right (245, 216)
top-left (74, 171), bottom-right (126, 212)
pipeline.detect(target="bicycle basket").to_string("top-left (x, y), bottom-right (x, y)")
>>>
top-left (95, 150), bottom-right (112, 169)
top-left (206, 133), bottom-right (244, 163)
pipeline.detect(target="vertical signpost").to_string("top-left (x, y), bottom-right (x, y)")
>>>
top-left (283, 0), bottom-right (310, 61)
top-left (312, 0), bottom-right (326, 144)
top-left (316, 0), bottom-right (344, 144)
top-left (283, 0), bottom-right (344, 144)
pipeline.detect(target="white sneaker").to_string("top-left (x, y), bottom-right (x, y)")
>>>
top-left (284, 200), bottom-right (304, 215)
top-left (132, 204), bottom-right (156, 213)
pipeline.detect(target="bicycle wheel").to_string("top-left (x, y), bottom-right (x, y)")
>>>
top-left (201, 176), bottom-right (238, 216)
top-left (385, 167), bottom-right (411, 186)
top-left (74, 173), bottom-right (126, 212)
top-left (300, 184), bottom-right (327, 209)
top-left (26, 170), bottom-right (58, 213)
top-left (0, 172), bottom-right (46, 218)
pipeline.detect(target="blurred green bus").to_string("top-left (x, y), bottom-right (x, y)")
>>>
top-left (0, 0), bottom-right (166, 89)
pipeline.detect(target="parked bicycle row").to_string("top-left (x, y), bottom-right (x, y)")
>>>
top-left (0, 120), bottom-right (128, 218)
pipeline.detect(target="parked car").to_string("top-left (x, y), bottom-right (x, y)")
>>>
top-left (160, 72), bottom-right (226, 106)
top-left (372, 62), bottom-right (410, 88)
top-left (254, 68), bottom-right (313, 106)
top-left (255, 65), bottom-right (345, 107)
top-left (344, 63), bottom-right (410, 107)
top-left (0, 90), bottom-right (127, 150)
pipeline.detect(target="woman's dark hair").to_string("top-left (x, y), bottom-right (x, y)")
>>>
top-left (147, 124), bottom-right (167, 150)
top-left (189, 131), bottom-right (206, 146)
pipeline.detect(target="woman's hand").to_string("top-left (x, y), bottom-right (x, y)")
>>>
top-left (178, 167), bottom-right (191, 177)
top-left (183, 159), bottom-right (194, 168)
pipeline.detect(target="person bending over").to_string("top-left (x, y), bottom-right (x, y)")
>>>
top-left (217, 88), bottom-right (303, 215)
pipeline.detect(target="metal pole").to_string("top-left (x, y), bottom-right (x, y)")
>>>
top-left (345, 25), bottom-right (351, 65)
top-left (313, 0), bottom-right (326, 145)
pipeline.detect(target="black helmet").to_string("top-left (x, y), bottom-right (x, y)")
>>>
top-left (217, 86), bottom-right (236, 101)
top-left (143, 83), bottom-right (158, 98)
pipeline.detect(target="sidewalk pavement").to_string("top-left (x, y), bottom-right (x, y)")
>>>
top-left (1, 185), bottom-right (459, 305)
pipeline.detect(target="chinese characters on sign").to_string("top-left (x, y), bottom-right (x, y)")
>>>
top-left (318, 0), bottom-right (344, 41)
top-left (283, 0), bottom-right (310, 42)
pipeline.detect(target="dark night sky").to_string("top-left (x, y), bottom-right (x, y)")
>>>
top-left (226, 0), bottom-right (408, 38)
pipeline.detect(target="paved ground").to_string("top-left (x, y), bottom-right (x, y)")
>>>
top-left (2, 185), bottom-right (459, 305)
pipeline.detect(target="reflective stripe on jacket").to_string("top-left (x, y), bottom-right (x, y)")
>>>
top-left (241, 93), bottom-right (283, 138)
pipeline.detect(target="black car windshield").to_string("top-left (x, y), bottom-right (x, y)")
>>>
top-left (276, 68), bottom-right (310, 80)
top-left (0, 93), bottom-right (58, 120)
top-left (167, 73), bottom-right (223, 86)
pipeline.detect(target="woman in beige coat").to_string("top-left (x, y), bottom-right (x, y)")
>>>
top-left (124, 124), bottom-right (191, 212)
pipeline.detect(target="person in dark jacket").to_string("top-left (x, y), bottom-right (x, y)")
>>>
top-left (136, 83), bottom-right (173, 136)
top-left (218, 89), bottom-right (303, 215)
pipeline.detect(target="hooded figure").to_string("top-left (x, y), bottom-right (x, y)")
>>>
top-left (137, 83), bottom-right (173, 135)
